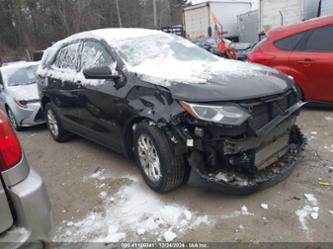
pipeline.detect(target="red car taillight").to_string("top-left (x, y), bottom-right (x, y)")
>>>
top-left (247, 50), bottom-right (276, 63)
top-left (0, 112), bottom-right (22, 172)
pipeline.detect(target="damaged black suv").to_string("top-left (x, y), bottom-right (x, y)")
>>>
top-left (38, 28), bottom-right (305, 194)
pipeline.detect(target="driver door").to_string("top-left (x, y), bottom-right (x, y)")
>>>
top-left (74, 40), bottom-right (123, 151)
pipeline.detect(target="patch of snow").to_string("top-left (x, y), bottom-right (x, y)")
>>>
top-left (55, 173), bottom-right (214, 242)
top-left (304, 193), bottom-right (318, 206)
top-left (163, 230), bottom-right (177, 242)
top-left (329, 210), bottom-right (333, 215)
top-left (310, 131), bottom-right (318, 135)
top-left (136, 228), bottom-right (145, 236)
top-left (325, 116), bottom-right (333, 122)
top-left (260, 203), bottom-right (268, 210)
top-left (296, 193), bottom-right (320, 232)
top-left (241, 205), bottom-right (250, 215)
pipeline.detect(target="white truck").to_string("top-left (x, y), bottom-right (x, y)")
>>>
top-left (320, 0), bottom-right (333, 16)
top-left (259, 0), bottom-right (321, 34)
top-left (237, 9), bottom-right (259, 43)
top-left (183, 1), bottom-right (252, 40)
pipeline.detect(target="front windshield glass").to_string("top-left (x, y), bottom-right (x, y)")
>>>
top-left (6, 65), bottom-right (38, 86)
top-left (115, 34), bottom-right (219, 67)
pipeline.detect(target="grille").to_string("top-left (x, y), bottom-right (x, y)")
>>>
top-left (241, 90), bottom-right (298, 131)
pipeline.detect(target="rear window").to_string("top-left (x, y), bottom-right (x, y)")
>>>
top-left (274, 32), bottom-right (305, 51)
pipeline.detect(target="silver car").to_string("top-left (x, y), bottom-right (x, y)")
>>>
top-left (0, 110), bottom-right (51, 248)
top-left (0, 62), bottom-right (45, 131)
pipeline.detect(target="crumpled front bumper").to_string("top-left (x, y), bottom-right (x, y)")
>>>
top-left (188, 126), bottom-right (306, 195)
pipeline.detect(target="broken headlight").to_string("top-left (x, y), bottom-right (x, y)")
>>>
top-left (180, 101), bottom-right (250, 126)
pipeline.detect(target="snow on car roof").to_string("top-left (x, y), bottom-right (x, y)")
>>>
top-left (40, 28), bottom-right (163, 67)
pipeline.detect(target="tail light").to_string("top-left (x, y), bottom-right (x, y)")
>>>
top-left (0, 111), bottom-right (22, 172)
top-left (247, 50), bottom-right (276, 63)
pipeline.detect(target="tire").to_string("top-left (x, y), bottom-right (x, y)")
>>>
top-left (6, 107), bottom-right (22, 131)
top-left (45, 103), bottom-right (72, 142)
top-left (133, 121), bottom-right (186, 193)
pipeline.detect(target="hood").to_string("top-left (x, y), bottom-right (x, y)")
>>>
top-left (130, 59), bottom-right (291, 102)
top-left (6, 83), bottom-right (40, 101)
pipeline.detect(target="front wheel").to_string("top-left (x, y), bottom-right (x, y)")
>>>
top-left (45, 103), bottom-right (72, 142)
top-left (133, 122), bottom-right (186, 193)
top-left (7, 107), bottom-right (22, 131)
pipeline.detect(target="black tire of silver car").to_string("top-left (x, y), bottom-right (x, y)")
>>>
top-left (133, 121), bottom-right (186, 193)
top-left (6, 107), bottom-right (22, 131)
top-left (45, 103), bottom-right (72, 142)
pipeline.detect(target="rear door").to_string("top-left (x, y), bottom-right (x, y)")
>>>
top-left (0, 178), bottom-right (13, 234)
top-left (46, 42), bottom-right (82, 128)
top-left (289, 25), bottom-right (333, 102)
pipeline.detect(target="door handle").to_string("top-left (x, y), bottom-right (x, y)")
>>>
top-left (297, 58), bottom-right (313, 66)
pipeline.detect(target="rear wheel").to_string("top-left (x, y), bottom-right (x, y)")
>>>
top-left (133, 121), bottom-right (186, 193)
top-left (7, 107), bottom-right (22, 131)
top-left (45, 103), bottom-right (72, 142)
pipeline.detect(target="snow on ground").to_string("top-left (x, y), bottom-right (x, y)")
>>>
top-left (296, 193), bottom-right (320, 235)
top-left (54, 170), bottom-right (214, 242)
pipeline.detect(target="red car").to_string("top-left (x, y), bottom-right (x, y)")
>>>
top-left (248, 16), bottom-right (333, 103)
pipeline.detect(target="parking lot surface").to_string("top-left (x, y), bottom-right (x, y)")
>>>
top-left (17, 108), bottom-right (333, 243)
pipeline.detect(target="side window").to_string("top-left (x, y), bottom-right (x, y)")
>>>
top-left (274, 32), bottom-right (305, 51)
top-left (80, 41), bottom-right (113, 71)
top-left (53, 42), bottom-right (80, 70)
top-left (303, 25), bottom-right (333, 52)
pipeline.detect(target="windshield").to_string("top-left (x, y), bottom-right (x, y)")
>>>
top-left (6, 65), bottom-right (38, 86)
top-left (115, 34), bottom-right (219, 67)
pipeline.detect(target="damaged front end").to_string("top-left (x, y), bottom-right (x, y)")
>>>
top-left (173, 89), bottom-right (306, 194)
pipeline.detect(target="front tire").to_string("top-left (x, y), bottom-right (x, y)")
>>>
top-left (133, 121), bottom-right (186, 193)
top-left (7, 107), bottom-right (22, 131)
top-left (45, 103), bottom-right (72, 142)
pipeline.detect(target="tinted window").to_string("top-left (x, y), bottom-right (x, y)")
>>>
top-left (80, 41), bottom-right (113, 71)
top-left (54, 42), bottom-right (80, 70)
top-left (274, 32), bottom-right (304, 51)
top-left (304, 25), bottom-right (333, 52)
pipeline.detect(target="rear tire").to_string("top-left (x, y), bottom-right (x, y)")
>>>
top-left (133, 121), bottom-right (186, 193)
top-left (6, 107), bottom-right (22, 131)
top-left (45, 103), bottom-right (72, 142)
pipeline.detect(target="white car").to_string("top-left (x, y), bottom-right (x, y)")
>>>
top-left (0, 61), bottom-right (45, 130)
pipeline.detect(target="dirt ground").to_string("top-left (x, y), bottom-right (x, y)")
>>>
top-left (17, 108), bottom-right (333, 243)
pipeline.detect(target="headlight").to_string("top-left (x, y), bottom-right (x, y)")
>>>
top-left (180, 101), bottom-right (250, 126)
top-left (15, 99), bottom-right (40, 109)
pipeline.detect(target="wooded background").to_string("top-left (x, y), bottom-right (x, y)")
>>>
top-left (0, 0), bottom-right (189, 61)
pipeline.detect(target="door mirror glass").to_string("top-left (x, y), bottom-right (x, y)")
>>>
top-left (83, 66), bottom-right (119, 80)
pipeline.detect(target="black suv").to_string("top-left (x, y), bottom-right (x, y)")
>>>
top-left (38, 28), bottom-right (305, 194)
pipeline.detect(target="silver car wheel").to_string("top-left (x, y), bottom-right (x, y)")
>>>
top-left (137, 134), bottom-right (162, 183)
top-left (7, 109), bottom-right (18, 129)
top-left (47, 109), bottom-right (59, 137)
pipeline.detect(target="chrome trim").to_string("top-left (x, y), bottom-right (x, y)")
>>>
top-left (1, 155), bottom-right (30, 187)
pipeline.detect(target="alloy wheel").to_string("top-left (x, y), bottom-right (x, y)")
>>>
top-left (137, 134), bottom-right (162, 183)
top-left (47, 109), bottom-right (59, 137)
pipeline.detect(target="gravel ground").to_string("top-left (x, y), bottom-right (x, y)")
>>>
top-left (17, 108), bottom-right (333, 243)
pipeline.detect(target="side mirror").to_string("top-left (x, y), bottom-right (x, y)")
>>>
top-left (83, 66), bottom-right (119, 80)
